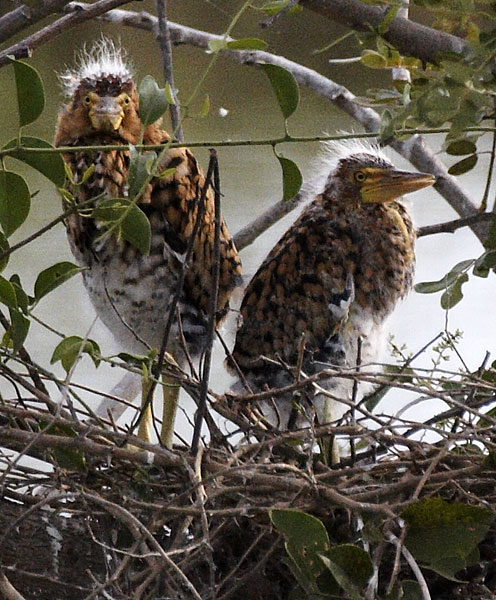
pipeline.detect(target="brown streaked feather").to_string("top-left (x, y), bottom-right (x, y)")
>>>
top-left (55, 70), bottom-right (242, 356)
top-left (232, 154), bottom-right (417, 383)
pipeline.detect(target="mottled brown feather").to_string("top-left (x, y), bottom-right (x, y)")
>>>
top-left (55, 73), bottom-right (242, 356)
top-left (232, 152), bottom-right (418, 388)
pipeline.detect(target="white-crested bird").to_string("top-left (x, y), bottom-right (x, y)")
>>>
top-left (55, 39), bottom-right (242, 445)
top-left (231, 141), bottom-right (435, 453)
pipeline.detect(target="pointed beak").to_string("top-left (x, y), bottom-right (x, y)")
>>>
top-left (89, 96), bottom-right (124, 132)
top-left (362, 169), bottom-right (436, 203)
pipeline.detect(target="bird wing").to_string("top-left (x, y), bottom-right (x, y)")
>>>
top-left (233, 204), bottom-right (356, 371)
top-left (144, 129), bottom-right (242, 324)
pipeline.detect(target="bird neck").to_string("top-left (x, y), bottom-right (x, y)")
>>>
top-left (383, 201), bottom-right (415, 262)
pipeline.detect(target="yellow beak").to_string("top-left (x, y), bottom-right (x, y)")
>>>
top-left (89, 96), bottom-right (124, 132)
top-left (361, 169), bottom-right (436, 203)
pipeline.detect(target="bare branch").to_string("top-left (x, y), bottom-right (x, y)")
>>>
top-left (299, 0), bottom-right (467, 64)
top-left (0, 0), bottom-right (74, 45)
top-left (417, 211), bottom-right (495, 238)
top-left (0, 0), bottom-right (135, 68)
top-left (0, 573), bottom-right (27, 600)
top-left (155, 0), bottom-right (183, 141)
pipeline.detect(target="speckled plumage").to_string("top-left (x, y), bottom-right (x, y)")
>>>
top-left (232, 146), bottom-right (434, 428)
top-left (55, 41), bottom-right (242, 359)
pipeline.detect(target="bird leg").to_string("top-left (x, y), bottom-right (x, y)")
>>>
top-left (138, 373), bottom-right (154, 444)
top-left (160, 369), bottom-right (180, 449)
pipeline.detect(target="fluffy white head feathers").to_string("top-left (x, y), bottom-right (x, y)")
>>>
top-left (59, 37), bottom-right (133, 97)
top-left (304, 138), bottom-right (392, 197)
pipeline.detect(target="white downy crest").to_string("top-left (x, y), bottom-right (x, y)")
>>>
top-left (59, 37), bottom-right (133, 97)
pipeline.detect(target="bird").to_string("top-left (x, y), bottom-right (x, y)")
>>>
top-left (54, 38), bottom-right (242, 446)
top-left (231, 141), bottom-right (435, 455)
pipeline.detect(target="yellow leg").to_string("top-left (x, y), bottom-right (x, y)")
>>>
top-left (321, 397), bottom-right (341, 466)
top-left (137, 376), bottom-right (154, 443)
top-left (160, 371), bottom-right (180, 449)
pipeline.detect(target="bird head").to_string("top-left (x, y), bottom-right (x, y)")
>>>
top-left (58, 38), bottom-right (141, 141)
top-left (332, 148), bottom-right (435, 206)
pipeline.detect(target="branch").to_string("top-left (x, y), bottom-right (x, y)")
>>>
top-left (155, 0), bottom-right (183, 141)
top-left (234, 181), bottom-right (309, 251)
top-left (66, 5), bottom-right (488, 245)
top-left (417, 212), bottom-right (495, 238)
top-left (0, 573), bottom-right (27, 600)
top-left (0, 0), bottom-right (135, 68)
top-left (299, 0), bottom-right (467, 64)
top-left (0, 0), bottom-right (74, 45)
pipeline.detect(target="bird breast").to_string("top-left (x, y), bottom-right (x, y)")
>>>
top-left (64, 146), bottom-right (208, 355)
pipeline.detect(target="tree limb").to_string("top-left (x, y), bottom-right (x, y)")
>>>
top-left (0, 0), bottom-right (75, 45)
top-left (417, 211), bottom-right (495, 238)
top-left (299, 0), bottom-right (467, 64)
top-left (0, 0), bottom-right (135, 68)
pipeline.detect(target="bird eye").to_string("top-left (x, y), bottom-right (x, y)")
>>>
top-left (83, 95), bottom-right (91, 105)
top-left (354, 171), bottom-right (366, 183)
top-left (123, 96), bottom-right (131, 105)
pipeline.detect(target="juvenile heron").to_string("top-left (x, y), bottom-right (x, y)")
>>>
top-left (55, 39), bottom-right (242, 446)
top-left (231, 141), bottom-right (435, 448)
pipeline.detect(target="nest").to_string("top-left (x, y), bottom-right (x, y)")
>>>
top-left (1, 356), bottom-right (496, 600)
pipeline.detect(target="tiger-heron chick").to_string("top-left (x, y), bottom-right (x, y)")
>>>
top-left (55, 39), bottom-right (242, 446)
top-left (231, 142), bottom-right (435, 460)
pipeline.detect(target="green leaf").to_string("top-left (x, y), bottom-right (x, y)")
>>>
top-left (208, 39), bottom-right (228, 53)
top-left (377, 5), bottom-right (399, 34)
top-left (121, 203), bottom-right (151, 255)
top-left (165, 82), bottom-right (176, 105)
top-left (274, 152), bottom-right (302, 201)
top-left (0, 231), bottom-right (9, 273)
top-left (12, 60), bottom-right (45, 127)
top-left (226, 38), bottom-right (268, 51)
top-left (414, 259), bottom-right (473, 294)
top-left (390, 580), bottom-right (424, 600)
top-left (440, 272), bottom-right (468, 309)
top-left (3, 137), bottom-right (65, 187)
top-left (8, 308), bottom-right (30, 353)
top-left (270, 509), bottom-right (329, 584)
top-left (319, 545), bottom-right (373, 600)
top-left (448, 154), bottom-right (477, 175)
top-left (403, 498), bottom-right (494, 579)
top-left (379, 109), bottom-right (394, 141)
top-left (260, 0), bottom-right (291, 15)
top-left (10, 275), bottom-right (29, 313)
top-left (360, 50), bottom-right (388, 69)
top-left (92, 198), bottom-right (151, 255)
top-left (138, 75), bottom-right (169, 127)
top-left (128, 145), bottom-right (157, 199)
top-left (0, 170), bottom-right (31, 237)
top-left (473, 250), bottom-right (496, 277)
top-left (158, 167), bottom-right (177, 180)
top-left (261, 63), bottom-right (299, 120)
top-left (198, 94), bottom-right (210, 119)
top-left (51, 335), bottom-right (101, 373)
top-left (41, 422), bottom-right (86, 472)
top-left (34, 262), bottom-right (84, 302)
top-left (0, 275), bottom-right (17, 309)
top-left (445, 139), bottom-right (477, 156)
top-left (442, 59), bottom-right (473, 85)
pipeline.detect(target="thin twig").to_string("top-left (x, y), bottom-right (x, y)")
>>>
top-left (82, 492), bottom-right (204, 600)
top-left (155, 0), bottom-right (183, 141)
top-left (191, 149), bottom-right (220, 455)
top-left (388, 533), bottom-right (432, 600)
